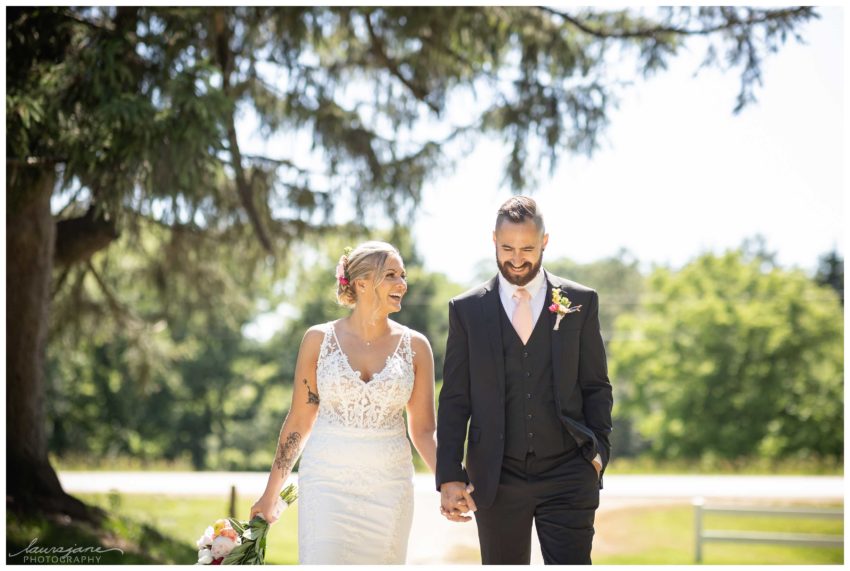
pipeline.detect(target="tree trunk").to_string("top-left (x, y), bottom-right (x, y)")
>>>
top-left (6, 164), bottom-right (100, 523)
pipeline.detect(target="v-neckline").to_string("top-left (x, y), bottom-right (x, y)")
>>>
top-left (331, 322), bottom-right (405, 384)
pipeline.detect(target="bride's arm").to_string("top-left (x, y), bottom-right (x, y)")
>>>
top-left (406, 332), bottom-right (437, 473)
top-left (251, 326), bottom-right (323, 522)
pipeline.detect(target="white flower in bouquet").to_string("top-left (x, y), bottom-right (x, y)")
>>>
top-left (211, 535), bottom-right (240, 559)
top-left (196, 526), bottom-right (214, 549)
top-left (197, 548), bottom-right (214, 565)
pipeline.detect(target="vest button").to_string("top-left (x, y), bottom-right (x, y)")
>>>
top-left (525, 371), bottom-right (531, 377)
top-left (526, 393), bottom-right (532, 399)
top-left (523, 351), bottom-right (528, 358)
top-left (528, 432), bottom-right (534, 438)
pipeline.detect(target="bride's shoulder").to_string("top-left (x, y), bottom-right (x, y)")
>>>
top-left (392, 323), bottom-right (432, 352)
top-left (301, 323), bottom-right (332, 348)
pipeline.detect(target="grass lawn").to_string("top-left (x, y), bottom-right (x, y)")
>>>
top-left (594, 502), bottom-right (844, 565)
top-left (6, 504), bottom-right (195, 564)
top-left (75, 492), bottom-right (300, 564)
top-left (7, 494), bottom-right (842, 564)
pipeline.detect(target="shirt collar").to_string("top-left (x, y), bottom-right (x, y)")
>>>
top-left (497, 267), bottom-right (546, 299)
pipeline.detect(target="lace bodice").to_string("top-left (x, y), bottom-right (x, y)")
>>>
top-left (315, 321), bottom-right (415, 431)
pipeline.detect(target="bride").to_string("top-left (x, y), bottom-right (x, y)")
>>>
top-left (250, 241), bottom-right (473, 563)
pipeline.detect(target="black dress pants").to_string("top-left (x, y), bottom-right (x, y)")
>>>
top-left (473, 451), bottom-right (600, 565)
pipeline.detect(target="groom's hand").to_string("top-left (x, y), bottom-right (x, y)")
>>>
top-left (592, 453), bottom-right (603, 478)
top-left (440, 481), bottom-right (476, 522)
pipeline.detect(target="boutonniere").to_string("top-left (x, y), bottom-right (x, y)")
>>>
top-left (549, 289), bottom-right (582, 331)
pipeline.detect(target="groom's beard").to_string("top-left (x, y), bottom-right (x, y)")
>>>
top-left (497, 253), bottom-right (543, 286)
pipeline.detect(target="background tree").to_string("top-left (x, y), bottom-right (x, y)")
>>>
top-left (611, 249), bottom-right (843, 461)
top-left (542, 250), bottom-right (645, 343)
top-left (46, 217), bottom-right (276, 469)
top-left (7, 6), bottom-right (818, 520)
top-left (815, 250), bottom-right (843, 306)
top-left (45, 226), bottom-right (465, 471)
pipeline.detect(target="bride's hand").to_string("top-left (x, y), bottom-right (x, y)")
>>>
top-left (250, 494), bottom-right (283, 525)
top-left (440, 482), bottom-right (476, 522)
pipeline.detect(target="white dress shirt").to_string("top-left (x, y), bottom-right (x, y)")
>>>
top-left (498, 268), bottom-right (547, 326)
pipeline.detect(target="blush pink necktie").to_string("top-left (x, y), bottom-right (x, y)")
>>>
top-left (511, 287), bottom-right (533, 345)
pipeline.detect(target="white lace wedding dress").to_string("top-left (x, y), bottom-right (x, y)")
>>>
top-left (298, 321), bottom-right (416, 564)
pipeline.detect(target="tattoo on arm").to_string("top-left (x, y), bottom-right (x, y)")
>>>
top-left (303, 378), bottom-right (320, 405)
top-left (274, 431), bottom-right (302, 477)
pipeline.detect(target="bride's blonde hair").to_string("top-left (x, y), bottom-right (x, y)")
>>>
top-left (336, 241), bottom-right (401, 308)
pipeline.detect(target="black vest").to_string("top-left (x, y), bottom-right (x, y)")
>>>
top-left (500, 292), bottom-right (577, 461)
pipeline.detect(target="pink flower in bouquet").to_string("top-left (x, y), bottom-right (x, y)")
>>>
top-left (213, 519), bottom-right (239, 542)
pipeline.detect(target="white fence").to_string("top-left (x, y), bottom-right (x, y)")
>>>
top-left (692, 497), bottom-right (843, 563)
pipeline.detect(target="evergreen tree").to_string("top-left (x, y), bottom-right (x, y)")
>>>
top-left (6, 6), bottom-right (817, 520)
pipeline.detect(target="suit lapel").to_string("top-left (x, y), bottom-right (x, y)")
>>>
top-left (479, 276), bottom-right (506, 393)
top-left (547, 273), bottom-right (566, 403)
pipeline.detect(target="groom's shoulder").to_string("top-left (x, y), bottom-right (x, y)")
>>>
top-left (450, 277), bottom-right (496, 305)
top-left (546, 272), bottom-right (596, 296)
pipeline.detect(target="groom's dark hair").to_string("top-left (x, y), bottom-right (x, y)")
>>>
top-left (495, 196), bottom-right (545, 234)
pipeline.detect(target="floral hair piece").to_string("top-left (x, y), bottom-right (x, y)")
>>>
top-left (335, 247), bottom-right (353, 286)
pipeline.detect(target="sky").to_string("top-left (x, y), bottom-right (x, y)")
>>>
top-left (410, 7), bottom-right (844, 286)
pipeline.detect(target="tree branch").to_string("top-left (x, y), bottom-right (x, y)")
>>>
top-left (364, 12), bottom-right (440, 114)
top-left (225, 122), bottom-right (275, 256)
top-left (537, 6), bottom-right (815, 39)
top-left (54, 207), bottom-right (119, 267)
top-left (61, 8), bottom-right (114, 32)
top-left (51, 265), bottom-right (73, 300)
top-left (212, 8), bottom-right (275, 256)
top-left (241, 153), bottom-right (316, 177)
top-left (416, 32), bottom-right (499, 82)
top-left (85, 259), bottom-right (135, 325)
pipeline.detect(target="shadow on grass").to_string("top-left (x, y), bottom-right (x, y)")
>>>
top-left (6, 509), bottom-right (196, 565)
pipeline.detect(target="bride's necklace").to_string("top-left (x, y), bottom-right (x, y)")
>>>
top-left (346, 312), bottom-right (390, 347)
top-left (353, 325), bottom-right (390, 347)
top-left (361, 331), bottom-right (387, 347)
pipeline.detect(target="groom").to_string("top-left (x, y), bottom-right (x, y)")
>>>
top-left (436, 196), bottom-right (613, 564)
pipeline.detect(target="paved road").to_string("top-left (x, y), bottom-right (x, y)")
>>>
top-left (58, 472), bottom-right (845, 499)
top-left (59, 472), bottom-right (843, 565)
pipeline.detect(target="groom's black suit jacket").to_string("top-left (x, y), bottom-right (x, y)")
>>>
top-left (436, 271), bottom-right (613, 509)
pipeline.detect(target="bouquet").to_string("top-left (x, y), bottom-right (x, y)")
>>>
top-left (196, 484), bottom-right (298, 565)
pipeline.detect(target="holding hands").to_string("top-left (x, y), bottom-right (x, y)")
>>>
top-left (439, 481), bottom-right (477, 522)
